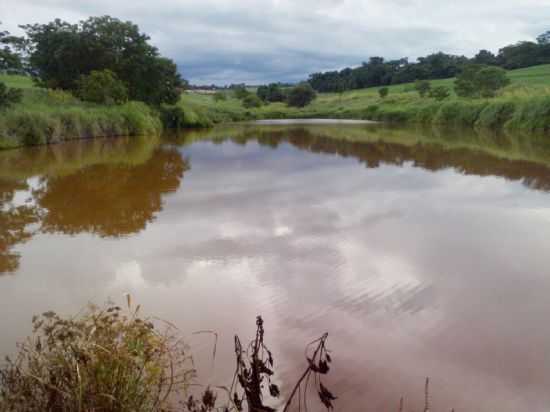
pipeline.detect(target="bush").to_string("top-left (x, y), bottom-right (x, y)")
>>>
top-left (232, 85), bottom-right (250, 100)
top-left (242, 94), bottom-right (263, 108)
top-left (212, 92), bottom-right (227, 102)
top-left (287, 83), bottom-right (317, 108)
top-left (429, 86), bottom-right (451, 101)
top-left (455, 64), bottom-right (510, 98)
top-left (0, 82), bottom-right (23, 110)
top-left (414, 80), bottom-right (431, 98)
top-left (378, 87), bottom-right (389, 98)
top-left (257, 83), bottom-right (286, 103)
top-left (75, 69), bottom-right (128, 105)
top-left (0, 301), bottom-right (193, 411)
top-left (159, 105), bottom-right (187, 129)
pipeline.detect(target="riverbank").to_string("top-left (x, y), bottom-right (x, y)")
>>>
top-left (0, 75), bottom-right (211, 150)
top-left (2, 64), bottom-right (550, 150)
top-left (180, 64), bottom-right (550, 134)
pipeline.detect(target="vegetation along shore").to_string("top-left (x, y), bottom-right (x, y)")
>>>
top-left (1, 17), bottom-right (550, 150)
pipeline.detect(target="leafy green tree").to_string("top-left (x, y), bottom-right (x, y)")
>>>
top-left (537, 31), bottom-right (550, 45)
top-left (454, 65), bottom-right (484, 97)
top-left (76, 69), bottom-right (128, 105)
top-left (0, 81), bottom-right (22, 110)
top-left (378, 87), bottom-right (389, 98)
top-left (287, 83), bottom-right (316, 108)
top-left (476, 66), bottom-right (510, 97)
top-left (455, 64), bottom-right (509, 98)
top-left (473, 49), bottom-right (498, 66)
top-left (21, 16), bottom-right (183, 105)
top-left (256, 83), bottom-right (285, 103)
top-left (414, 80), bottom-right (431, 97)
top-left (242, 94), bottom-right (262, 108)
top-left (0, 23), bottom-right (23, 72)
top-left (429, 86), bottom-right (450, 101)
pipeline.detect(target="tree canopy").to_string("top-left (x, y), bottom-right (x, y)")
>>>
top-left (21, 16), bottom-right (184, 105)
top-left (304, 30), bottom-right (550, 93)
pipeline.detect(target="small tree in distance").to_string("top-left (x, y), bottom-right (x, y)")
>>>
top-left (0, 81), bottom-right (23, 110)
top-left (378, 87), bottom-right (389, 98)
top-left (287, 83), bottom-right (316, 108)
top-left (454, 64), bottom-right (510, 98)
top-left (414, 80), bottom-right (431, 97)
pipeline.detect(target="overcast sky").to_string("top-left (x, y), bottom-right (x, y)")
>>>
top-left (1, 0), bottom-right (548, 84)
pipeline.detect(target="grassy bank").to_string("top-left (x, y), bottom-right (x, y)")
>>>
top-left (0, 76), bottom-right (184, 149)
top-left (2, 65), bottom-right (550, 150)
top-left (180, 64), bottom-right (550, 134)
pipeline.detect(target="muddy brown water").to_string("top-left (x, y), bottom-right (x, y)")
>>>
top-left (1, 122), bottom-right (550, 411)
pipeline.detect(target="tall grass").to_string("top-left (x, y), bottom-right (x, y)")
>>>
top-left (0, 300), bottom-right (194, 412)
top-left (0, 102), bottom-right (162, 149)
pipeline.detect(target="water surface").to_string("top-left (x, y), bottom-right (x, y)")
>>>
top-left (1, 125), bottom-right (550, 411)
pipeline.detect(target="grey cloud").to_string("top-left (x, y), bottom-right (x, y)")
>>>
top-left (1, 0), bottom-right (547, 84)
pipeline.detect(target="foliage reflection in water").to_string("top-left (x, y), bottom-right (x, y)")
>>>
top-left (1, 124), bottom-right (550, 412)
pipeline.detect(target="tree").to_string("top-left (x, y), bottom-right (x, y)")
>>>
top-left (414, 80), bottom-right (431, 97)
top-left (287, 83), bottom-right (316, 108)
top-left (476, 66), bottom-right (510, 97)
top-left (256, 83), bottom-right (285, 103)
top-left (454, 65), bottom-right (482, 97)
top-left (0, 81), bottom-right (22, 110)
top-left (21, 16), bottom-right (183, 105)
top-left (473, 49), bottom-right (498, 66)
top-left (242, 94), bottom-right (262, 108)
top-left (455, 64), bottom-right (509, 98)
top-left (537, 30), bottom-right (550, 45)
top-left (429, 86), bottom-right (450, 101)
top-left (76, 69), bottom-right (128, 105)
top-left (378, 87), bottom-right (389, 98)
top-left (0, 22), bottom-right (23, 72)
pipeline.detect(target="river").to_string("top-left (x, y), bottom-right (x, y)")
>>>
top-left (1, 122), bottom-right (550, 411)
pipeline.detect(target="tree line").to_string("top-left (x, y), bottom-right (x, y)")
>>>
top-left (307, 31), bottom-right (550, 93)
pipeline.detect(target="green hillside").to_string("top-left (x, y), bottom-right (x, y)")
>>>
top-left (178, 64), bottom-right (550, 124)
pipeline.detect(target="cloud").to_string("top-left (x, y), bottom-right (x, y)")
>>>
top-left (0, 0), bottom-right (547, 83)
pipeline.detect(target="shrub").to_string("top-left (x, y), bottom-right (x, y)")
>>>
top-left (414, 80), bottom-right (431, 98)
top-left (287, 83), bottom-right (317, 108)
top-left (159, 105), bottom-right (187, 129)
top-left (257, 83), bottom-right (286, 103)
top-left (75, 69), bottom-right (128, 105)
top-left (0, 82), bottom-right (23, 110)
top-left (476, 67), bottom-right (511, 98)
top-left (232, 85), bottom-right (250, 100)
top-left (429, 86), bottom-right (451, 101)
top-left (242, 94), bottom-right (263, 108)
top-left (378, 87), bottom-right (389, 98)
top-left (212, 92), bottom-right (227, 102)
top-left (0, 300), bottom-right (193, 412)
top-left (455, 64), bottom-right (510, 98)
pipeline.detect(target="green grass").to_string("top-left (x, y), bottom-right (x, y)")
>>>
top-left (0, 79), bottom-right (163, 149)
top-left (2, 65), bottom-right (550, 149)
top-left (179, 64), bottom-right (550, 134)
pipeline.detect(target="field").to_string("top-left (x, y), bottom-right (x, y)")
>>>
top-left (178, 65), bottom-right (550, 132)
